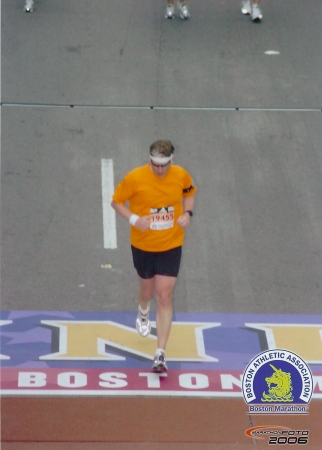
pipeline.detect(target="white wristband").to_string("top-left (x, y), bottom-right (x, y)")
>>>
top-left (129, 214), bottom-right (139, 226)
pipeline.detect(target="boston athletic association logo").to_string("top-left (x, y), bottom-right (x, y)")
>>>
top-left (242, 349), bottom-right (313, 415)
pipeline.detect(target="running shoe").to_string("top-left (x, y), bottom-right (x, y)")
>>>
top-left (178, 2), bottom-right (190, 19)
top-left (165, 4), bottom-right (175, 19)
top-left (241, 0), bottom-right (251, 15)
top-left (136, 303), bottom-right (151, 337)
top-left (152, 350), bottom-right (168, 372)
top-left (24, 0), bottom-right (34, 12)
top-left (251, 4), bottom-right (263, 22)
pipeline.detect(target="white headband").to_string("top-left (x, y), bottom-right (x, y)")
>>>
top-left (150, 154), bottom-right (173, 164)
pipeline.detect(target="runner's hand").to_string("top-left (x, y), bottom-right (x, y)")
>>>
top-left (135, 216), bottom-right (151, 231)
top-left (177, 214), bottom-right (190, 228)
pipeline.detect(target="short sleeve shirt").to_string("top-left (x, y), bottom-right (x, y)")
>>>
top-left (112, 164), bottom-right (196, 252)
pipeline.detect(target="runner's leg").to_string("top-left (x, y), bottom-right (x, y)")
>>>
top-left (154, 275), bottom-right (177, 350)
top-left (138, 275), bottom-right (155, 311)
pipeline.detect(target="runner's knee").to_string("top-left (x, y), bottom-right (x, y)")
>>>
top-left (156, 291), bottom-right (173, 308)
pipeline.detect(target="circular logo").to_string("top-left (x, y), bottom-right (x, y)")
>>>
top-left (242, 349), bottom-right (313, 407)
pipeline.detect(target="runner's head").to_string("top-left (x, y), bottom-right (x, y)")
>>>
top-left (149, 140), bottom-right (174, 178)
top-left (150, 140), bottom-right (174, 158)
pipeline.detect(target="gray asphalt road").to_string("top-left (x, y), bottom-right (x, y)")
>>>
top-left (1, 0), bottom-right (322, 315)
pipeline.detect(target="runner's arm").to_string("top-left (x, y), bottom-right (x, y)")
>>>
top-left (111, 200), bottom-right (133, 221)
top-left (183, 195), bottom-right (195, 214)
top-left (111, 200), bottom-right (150, 231)
top-left (177, 195), bottom-right (195, 227)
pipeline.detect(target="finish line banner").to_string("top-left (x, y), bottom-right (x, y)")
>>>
top-left (1, 311), bottom-right (322, 397)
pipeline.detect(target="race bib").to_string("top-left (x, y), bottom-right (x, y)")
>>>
top-left (150, 206), bottom-right (174, 230)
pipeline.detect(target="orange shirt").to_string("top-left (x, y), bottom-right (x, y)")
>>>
top-left (112, 164), bottom-right (196, 252)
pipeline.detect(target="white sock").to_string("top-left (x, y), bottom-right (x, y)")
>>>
top-left (156, 348), bottom-right (165, 355)
top-left (139, 303), bottom-right (150, 315)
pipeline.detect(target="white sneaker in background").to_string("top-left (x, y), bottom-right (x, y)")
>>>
top-left (178, 2), bottom-right (190, 19)
top-left (165, 4), bottom-right (175, 19)
top-left (251, 4), bottom-right (263, 22)
top-left (24, 0), bottom-right (34, 12)
top-left (241, 0), bottom-right (251, 15)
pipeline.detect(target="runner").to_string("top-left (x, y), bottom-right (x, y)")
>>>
top-left (111, 140), bottom-right (196, 372)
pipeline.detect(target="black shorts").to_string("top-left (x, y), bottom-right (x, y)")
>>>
top-left (131, 246), bottom-right (182, 279)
